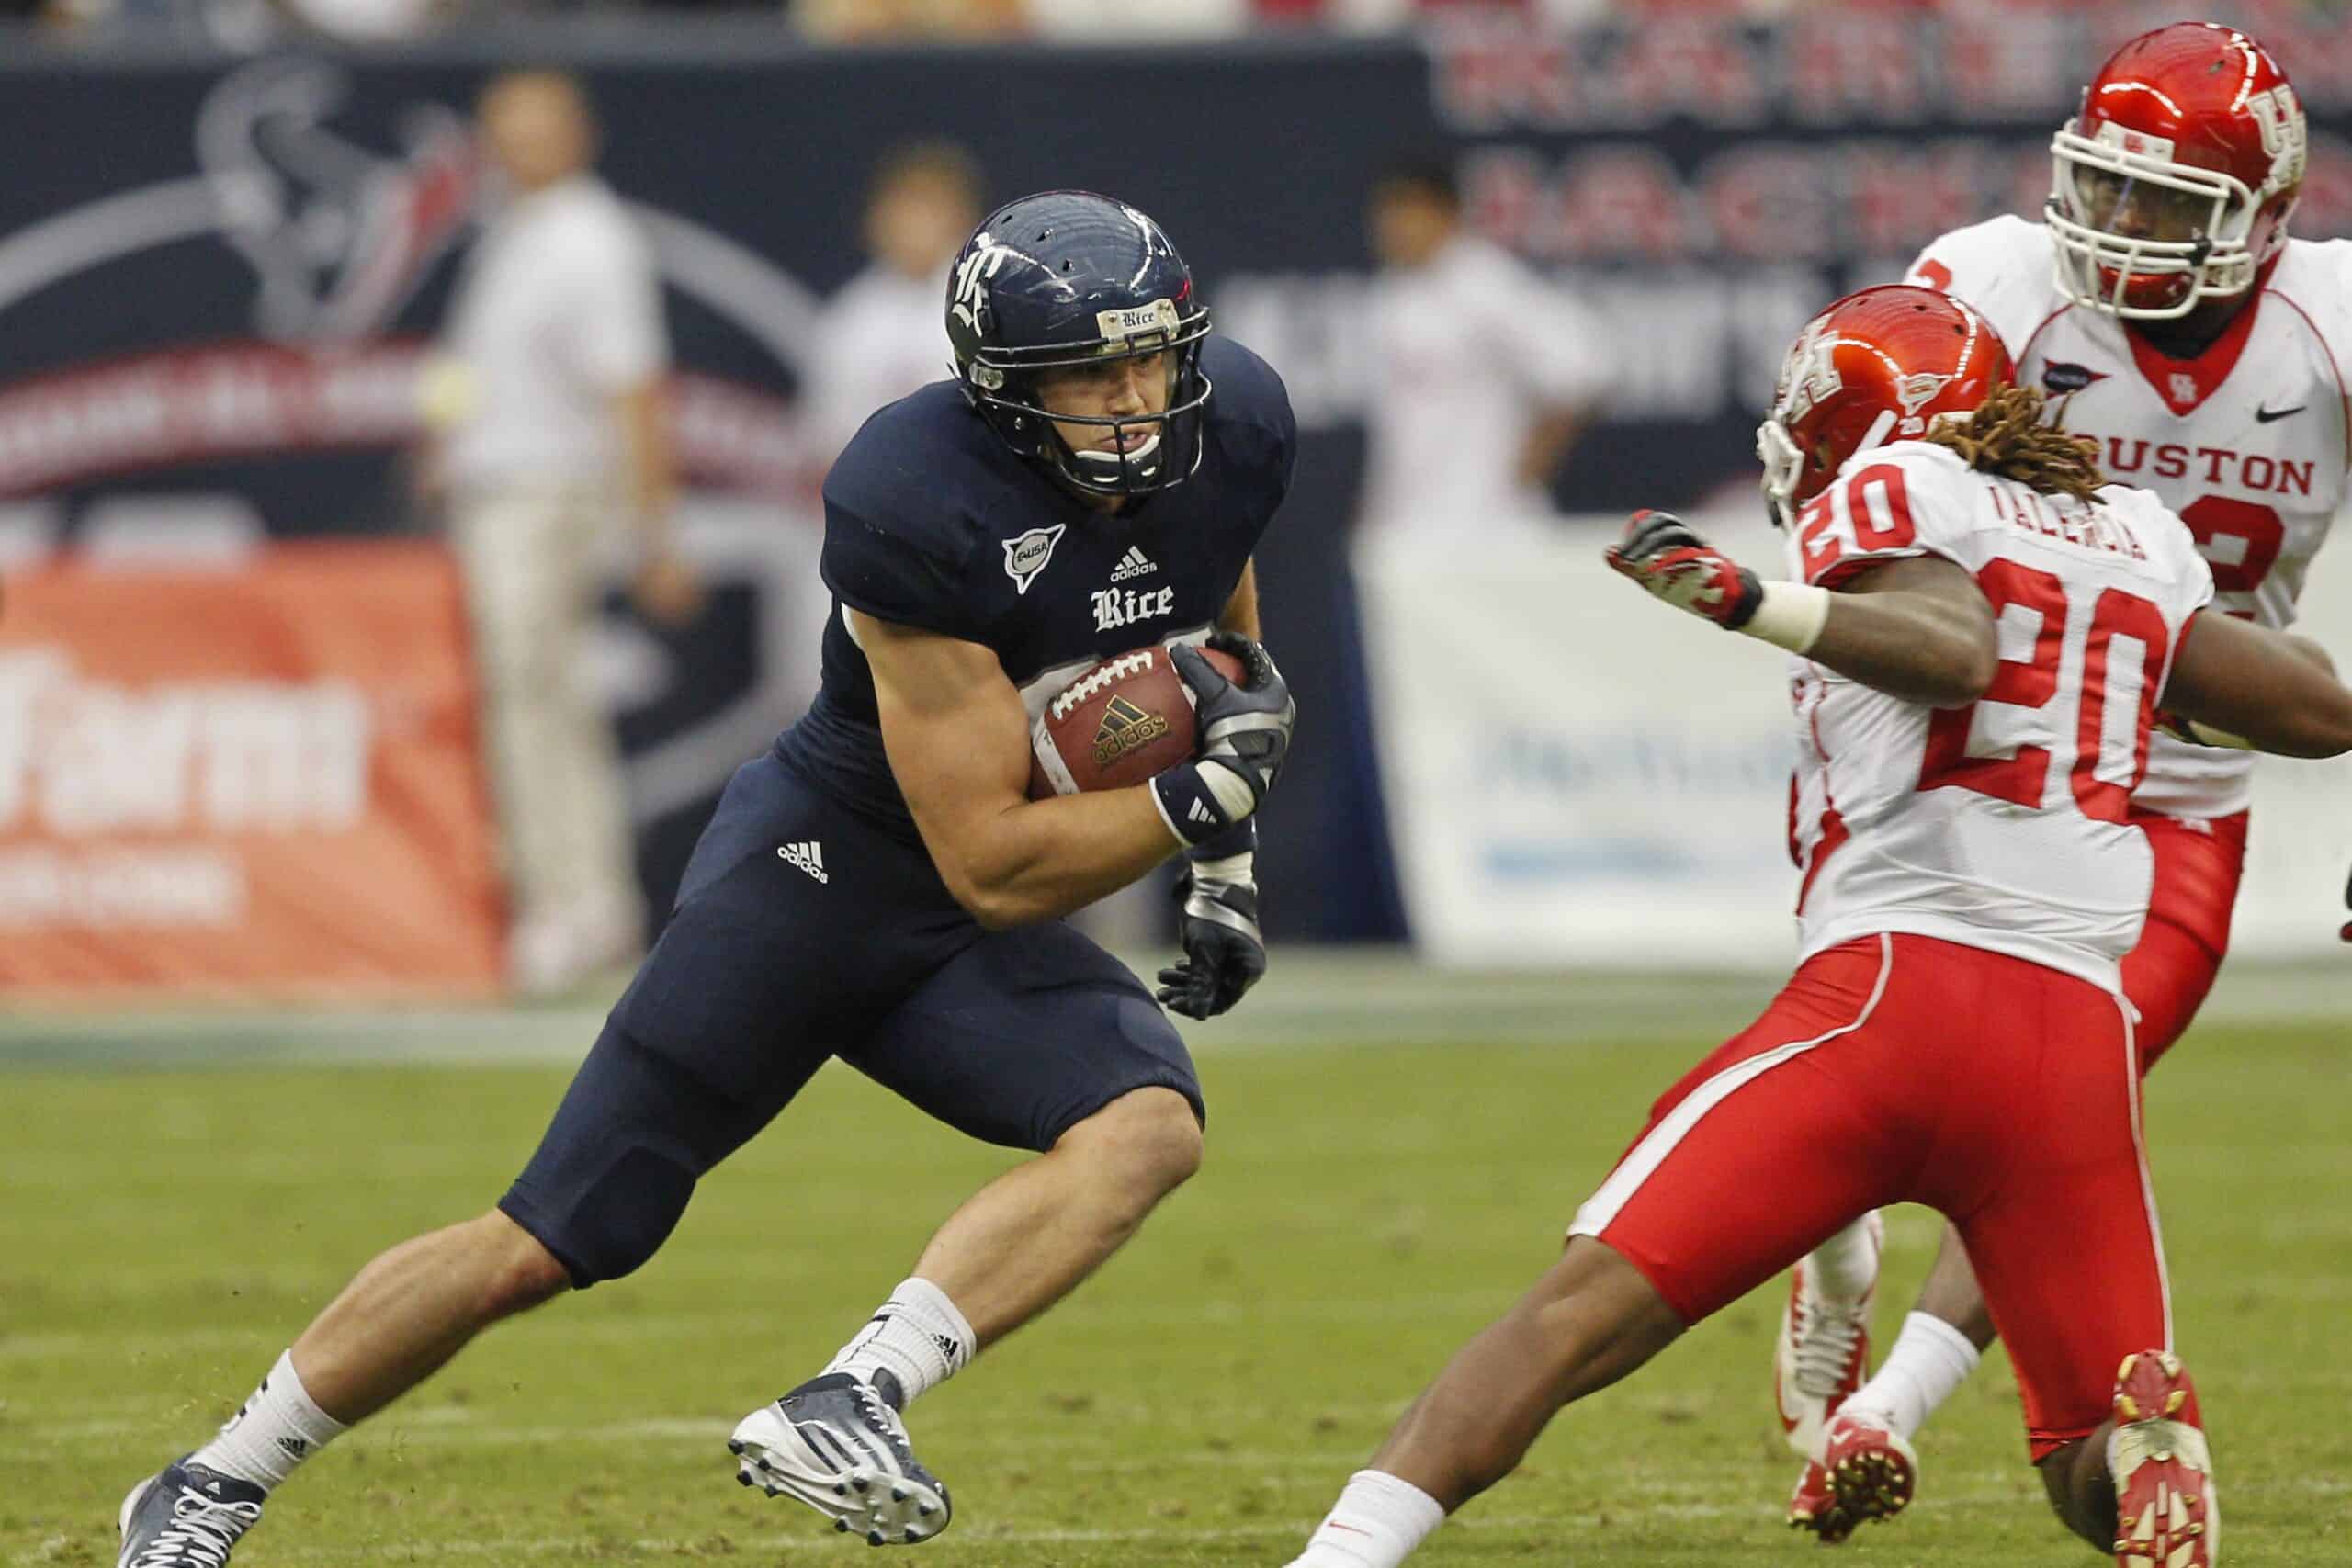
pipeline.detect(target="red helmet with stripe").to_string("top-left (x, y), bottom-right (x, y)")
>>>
top-left (2049, 22), bottom-right (2305, 320)
top-left (1757, 286), bottom-right (2012, 529)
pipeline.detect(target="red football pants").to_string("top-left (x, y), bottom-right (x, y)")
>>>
top-left (1571, 934), bottom-right (2178, 1460)
top-left (2123, 809), bottom-right (2249, 1070)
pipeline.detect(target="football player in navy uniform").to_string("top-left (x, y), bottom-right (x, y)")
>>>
top-left (113, 191), bottom-right (1297, 1565)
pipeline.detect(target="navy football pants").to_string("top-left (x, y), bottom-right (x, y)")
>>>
top-left (499, 753), bottom-right (1202, 1287)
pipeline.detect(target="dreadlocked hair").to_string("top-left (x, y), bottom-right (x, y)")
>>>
top-left (1919, 383), bottom-right (2108, 505)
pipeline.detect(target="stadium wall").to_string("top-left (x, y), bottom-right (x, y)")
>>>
top-left (0, 6), bottom-right (2343, 966)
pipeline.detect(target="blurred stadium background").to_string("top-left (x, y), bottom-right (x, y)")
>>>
top-left (4, 4), bottom-right (2351, 1563)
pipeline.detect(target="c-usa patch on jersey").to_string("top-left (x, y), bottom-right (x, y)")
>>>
top-left (1002, 525), bottom-right (1068, 595)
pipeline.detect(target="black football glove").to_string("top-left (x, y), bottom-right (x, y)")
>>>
top-left (1157, 858), bottom-right (1266, 1021)
top-left (1603, 509), bottom-right (1766, 630)
top-left (1150, 631), bottom-right (1297, 847)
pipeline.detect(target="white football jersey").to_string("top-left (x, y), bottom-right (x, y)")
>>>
top-left (1905, 218), bottom-right (2352, 818)
top-left (1785, 442), bottom-right (2215, 991)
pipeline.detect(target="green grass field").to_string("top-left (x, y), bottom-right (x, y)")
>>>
top-left (5, 1006), bottom-right (2348, 1565)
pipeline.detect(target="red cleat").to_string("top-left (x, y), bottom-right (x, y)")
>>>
top-left (1786, 1456), bottom-right (1858, 1544)
top-left (2109, 1350), bottom-right (2216, 1567)
top-left (1794, 1407), bottom-right (1917, 1544)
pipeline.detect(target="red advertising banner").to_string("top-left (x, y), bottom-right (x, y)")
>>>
top-left (0, 542), bottom-right (504, 996)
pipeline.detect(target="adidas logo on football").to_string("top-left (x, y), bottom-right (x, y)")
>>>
top-left (1091, 694), bottom-right (1170, 766)
top-left (1110, 545), bottom-right (1158, 582)
top-left (777, 840), bottom-right (830, 884)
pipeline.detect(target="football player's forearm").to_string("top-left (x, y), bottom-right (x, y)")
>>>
top-left (2176, 686), bottom-right (2352, 758)
top-left (2232, 633), bottom-right (2349, 753)
top-left (1607, 517), bottom-right (1988, 705)
top-left (2167, 615), bottom-right (2352, 759)
top-left (1807, 591), bottom-right (1998, 707)
top-left (2285, 632), bottom-right (2336, 676)
top-left (937, 787), bottom-right (1181, 929)
top-left (1219, 562), bottom-right (1261, 638)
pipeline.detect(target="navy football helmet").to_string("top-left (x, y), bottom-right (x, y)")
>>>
top-left (945, 190), bottom-right (1213, 497)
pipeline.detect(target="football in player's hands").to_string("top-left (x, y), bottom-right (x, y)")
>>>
top-left (1028, 643), bottom-right (1248, 799)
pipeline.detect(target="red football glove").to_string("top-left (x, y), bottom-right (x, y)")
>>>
top-left (1603, 509), bottom-right (1765, 631)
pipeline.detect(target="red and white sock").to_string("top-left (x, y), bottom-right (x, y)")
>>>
top-left (1289, 1470), bottom-right (1445, 1568)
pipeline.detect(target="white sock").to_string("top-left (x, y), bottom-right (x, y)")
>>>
top-left (188, 1350), bottom-right (348, 1492)
top-left (1808, 1213), bottom-right (1882, 1301)
top-left (1290, 1470), bottom-right (1446, 1568)
top-left (822, 1277), bottom-right (976, 1412)
top-left (1845, 1311), bottom-right (1983, 1439)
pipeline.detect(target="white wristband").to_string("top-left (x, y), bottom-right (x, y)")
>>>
top-left (1187, 851), bottom-right (1255, 887)
top-left (1739, 580), bottom-right (1831, 655)
top-left (1196, 759), bottom-right (1260, 819)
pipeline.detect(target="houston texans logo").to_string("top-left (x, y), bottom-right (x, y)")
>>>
top-left (198, 58), bottom-right (477, 344)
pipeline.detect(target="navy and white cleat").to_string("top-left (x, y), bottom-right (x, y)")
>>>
top-left (729, 1373), bottom-right (952, 1546)
top-left (118, 1457), bottom-right (266, 1568)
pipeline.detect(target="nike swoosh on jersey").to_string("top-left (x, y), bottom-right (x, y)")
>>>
top-left (2255, 402), bottom-right (2306, 423)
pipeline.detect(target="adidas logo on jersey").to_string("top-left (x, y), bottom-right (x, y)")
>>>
top-left (1110, 545), bottom-right (1159, 581)
top-left (777, 840), bottom-right (830, 884)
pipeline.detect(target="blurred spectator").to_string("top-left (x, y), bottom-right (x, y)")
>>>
top-left (809, 141), bottom-right (986, 463)
top-left (27, 0), bottom-right (465, 43)
top-left (1355, 159), bottom-right (1607, 538)
top-left (423, 69), bottom-right (699, 996)
top-left (1026, 0), bottom-right (1250, 35)
top-left (277, 0), bottom-right (458, 39)
top-left (795, 0), bottom-right (1023, 41)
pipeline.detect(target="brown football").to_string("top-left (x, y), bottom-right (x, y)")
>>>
top-left (1028, 643), bottom-right (1250, 799)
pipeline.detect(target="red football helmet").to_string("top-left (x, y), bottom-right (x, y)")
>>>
top-left (1757, 285), bottom-right (2012, 529)
top-left (2049, 22), bottom-right (2305, 320)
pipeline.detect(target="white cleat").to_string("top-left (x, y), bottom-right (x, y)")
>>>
top-left (1775, 1211), bottom-right (1883, 1459)
top-left (117, 1458), bottom-right (266, 1568)
top-left (729, 1373), bottom-right (952, 1546)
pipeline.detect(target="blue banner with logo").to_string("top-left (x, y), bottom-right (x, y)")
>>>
top-left (0, 6), bottom-right (2341, 939)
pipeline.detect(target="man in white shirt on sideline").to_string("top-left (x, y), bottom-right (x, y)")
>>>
top-left (808, 141), bottom-right (986, 465)
top-left (770, 142), bottom-right (987, 820)
top-left (424, 70), bottom-right (701, 996)
top-left (1356, 161), bottom-right (1609, 538)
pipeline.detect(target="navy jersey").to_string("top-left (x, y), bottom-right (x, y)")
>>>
top-left (775, 334), bottom-right (1296, 846)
